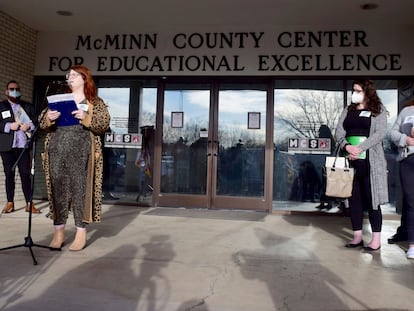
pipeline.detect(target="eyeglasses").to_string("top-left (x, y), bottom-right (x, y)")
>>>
top-left (8, 88), bottom-right (20, 91)
top-left (65, 72), bottom-right (81, 79)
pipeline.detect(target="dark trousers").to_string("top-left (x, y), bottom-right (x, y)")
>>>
top-left (394, 195), bottom-right (408, 239)
top-left (0, 148), bottom-right (31, 203)
top-left (399, 155), bottom-right (414, 243)
top-left (348, 173), bottom-right (382, 232)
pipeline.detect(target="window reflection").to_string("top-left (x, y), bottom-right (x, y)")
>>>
top-left (273, 87), bottom-right (343, 205)
top-left (98, 86), bottom-right (156, 203)
top-left (141, 88), bottom-right (157, 127)
top-left (273, 80), bottom-right (399, 213)
top-left (98, 88), bottom-right (130, 133)
top-left (217, 89), bottom-right (266, 197)
top-left (161, 89), bottom-right (210, 194)
top-left (274, 89), bottom-right (343, 151)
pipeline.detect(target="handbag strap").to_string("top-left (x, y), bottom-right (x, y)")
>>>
top-left (332, 141), bottom-right (350, 169)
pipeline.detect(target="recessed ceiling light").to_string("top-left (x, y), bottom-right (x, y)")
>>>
top-left (360, 3), bottom-right (379, 10)
top-left (56, 10), bottom-right (73, 16)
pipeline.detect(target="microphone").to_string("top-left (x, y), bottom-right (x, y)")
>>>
top-left (50, 80), bottom-right (68, 85)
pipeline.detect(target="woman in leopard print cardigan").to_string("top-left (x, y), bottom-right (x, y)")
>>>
top-left (40, 65), bottom-right (110, 251)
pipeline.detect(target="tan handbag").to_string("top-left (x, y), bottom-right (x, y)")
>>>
top-left (324, 152), bottom-right (355, 198)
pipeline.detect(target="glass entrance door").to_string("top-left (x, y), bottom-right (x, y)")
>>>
top-left (97, 82), bottom-right (157, 204)
top-left (157, 81), bottom-right (269, 211)
top-left (157, 83), bottom-right (211, 208)
top-left (212, 83), bottom-right (267, 210)
top-left (272, 80), bottom-right (345, 212)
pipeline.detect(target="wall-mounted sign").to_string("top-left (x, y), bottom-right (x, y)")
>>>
top-left (35, 25), bottom-right (411, 76)
top-left (199, 128), bottom-right (208, 138)
top-left (104, 133), bottom-right (142, 148)
top-left (171, 111), bottom-right (184, 128)
top-left (288, 138), bottom-right (331, 154)
top-left (248, 112), bottom-right (261, 129)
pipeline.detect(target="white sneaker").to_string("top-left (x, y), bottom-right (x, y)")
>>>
top-left (407, 248), bottom-right (414, 259)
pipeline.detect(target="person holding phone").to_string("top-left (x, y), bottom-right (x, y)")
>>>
top-left (390, 99), bottom-right (414, 259)
top-left (0, 80), bottom-right (40, 214)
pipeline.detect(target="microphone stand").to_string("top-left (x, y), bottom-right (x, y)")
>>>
top-left (0, 83), bottom-right (62, 265)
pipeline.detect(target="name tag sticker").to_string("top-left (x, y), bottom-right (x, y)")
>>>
top-left (403, 115), bottom-right (414, 124)
top-left (359, 111), bottom-right (371, 117)
top-left (2, 110), bottom-right (11, 119)
top-left (77, 103), bottom-right (88, 112)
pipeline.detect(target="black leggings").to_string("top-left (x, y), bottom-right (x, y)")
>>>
top-left (348, 173), bottom-right (382, 232)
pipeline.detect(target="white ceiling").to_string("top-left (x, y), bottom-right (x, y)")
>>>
top-left (1, 0), bottom-right (414, 32)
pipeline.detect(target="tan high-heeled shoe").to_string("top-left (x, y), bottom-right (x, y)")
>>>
top-left (49, 227), bottom-right (65, 249)
top-left (69, 228), bottom-right (86, 251)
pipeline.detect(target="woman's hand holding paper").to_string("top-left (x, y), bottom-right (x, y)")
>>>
top-left (48, 109), bottom-right (61, 121)
top-left (72, 109), bottom-right (86, 120)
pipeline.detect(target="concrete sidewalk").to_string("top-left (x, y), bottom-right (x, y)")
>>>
top-left (0, 201), bottom-right (413, 311)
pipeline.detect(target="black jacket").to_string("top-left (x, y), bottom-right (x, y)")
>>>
top-left (0, 99), bottom-right (36, 152)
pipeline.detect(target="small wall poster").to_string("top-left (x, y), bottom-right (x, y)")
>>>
top-left (171, 111), bottom-right (184, 128)
top-left (248, 112), bottom-right (261, 129)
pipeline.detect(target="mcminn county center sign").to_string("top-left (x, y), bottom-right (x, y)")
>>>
top-left (35, 25), bottom-right (413, 76)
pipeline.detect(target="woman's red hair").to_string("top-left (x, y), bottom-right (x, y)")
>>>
top-left (70, 65), bottom-right (98, 103)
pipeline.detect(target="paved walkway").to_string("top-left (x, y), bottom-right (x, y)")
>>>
top-left (0, 200), bottom-right (413, 311)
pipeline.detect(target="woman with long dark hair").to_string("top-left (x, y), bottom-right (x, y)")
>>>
top-left (335, 79), bottom-right (388, 251)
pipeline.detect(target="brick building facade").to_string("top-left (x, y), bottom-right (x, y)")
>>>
top-left (0, 11), bottom-right (37, 204)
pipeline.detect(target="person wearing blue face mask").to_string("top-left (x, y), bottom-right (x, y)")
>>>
top-left (0, 80), bottom-right (41, 214)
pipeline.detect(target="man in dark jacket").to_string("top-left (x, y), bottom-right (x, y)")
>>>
top-left (0, 80), bottom-right (40, 214)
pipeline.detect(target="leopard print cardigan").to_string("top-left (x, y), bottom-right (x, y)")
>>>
top-left (40, 97), bottom-right (111, 223)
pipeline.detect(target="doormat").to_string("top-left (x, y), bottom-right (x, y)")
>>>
top-left (143, 207), bottom-right (267, 222)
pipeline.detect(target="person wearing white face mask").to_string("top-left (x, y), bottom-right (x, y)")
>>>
top-left (0, 80), bottom-right (41, 214)
top-left (335, 79), bottom-right (388, 252)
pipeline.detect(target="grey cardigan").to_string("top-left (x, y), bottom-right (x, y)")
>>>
top-left (334, 105), bottom-right (389, 210)
top-left (390, 105), bottom-right (414, 161)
